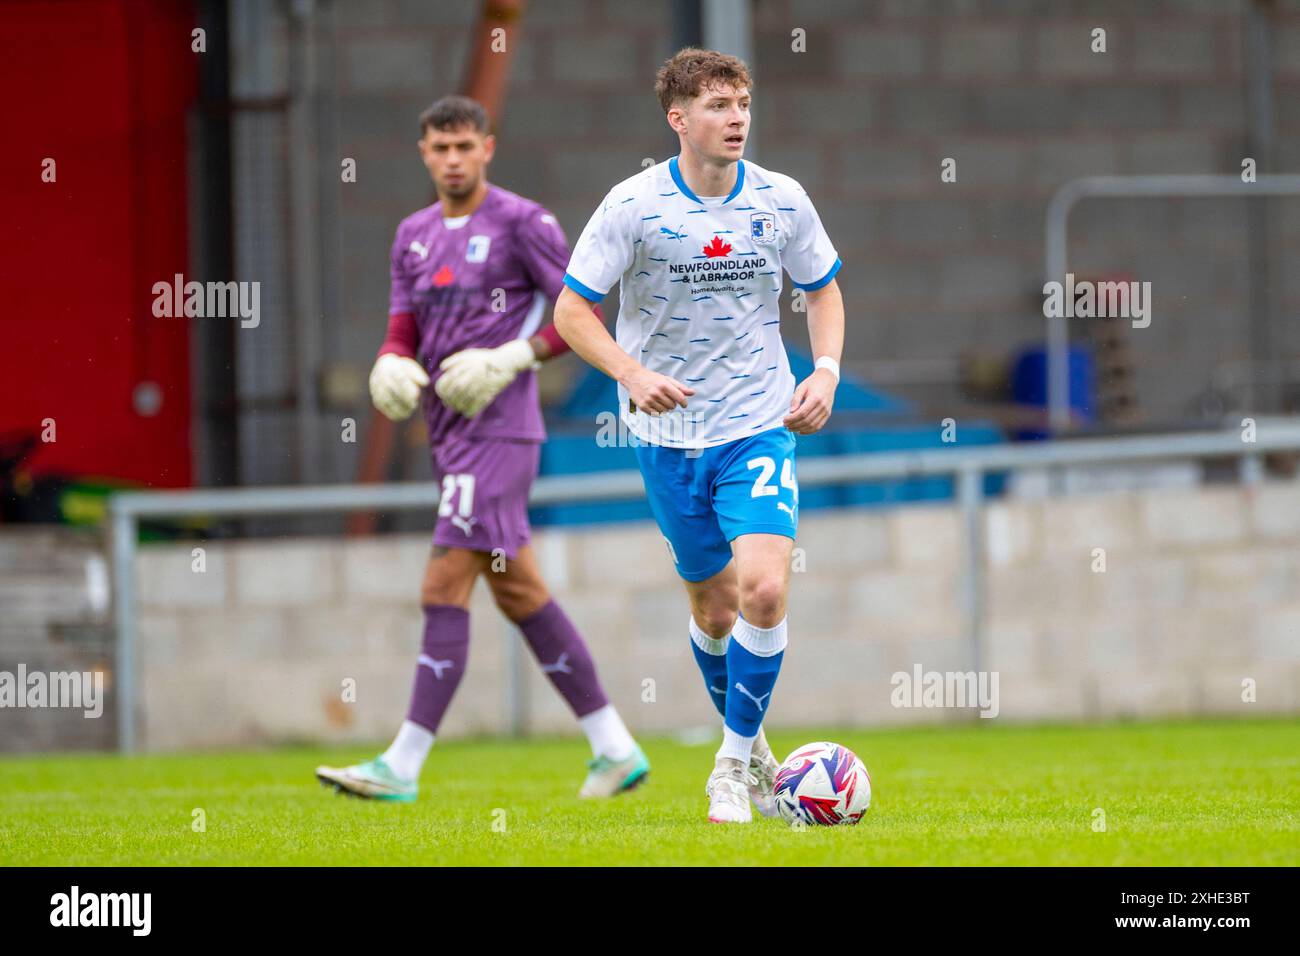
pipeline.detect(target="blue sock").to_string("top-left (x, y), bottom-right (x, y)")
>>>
top-left (688, 617), bottom-right (729, 718)
top-left (724, 615), bottom-right (787, 737)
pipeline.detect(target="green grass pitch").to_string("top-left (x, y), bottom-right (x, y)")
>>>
top-left (2, 717), bottom-right (1296, 866)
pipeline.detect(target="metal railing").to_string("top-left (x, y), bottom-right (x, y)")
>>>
top-left (1044, 174), bottom-right (1300, 431)
top-left (107, 422), bottom-right (1300, 752)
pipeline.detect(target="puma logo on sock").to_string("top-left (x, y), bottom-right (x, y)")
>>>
top-left (734, 681), bottom-right (771, 712)
top-left (541, 652), bottom-right (573, 675)
top-left (418, 654), bottom-right (455, 679)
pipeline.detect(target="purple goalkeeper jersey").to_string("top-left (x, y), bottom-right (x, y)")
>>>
top-left (389, 183), bottom-right (571, 444)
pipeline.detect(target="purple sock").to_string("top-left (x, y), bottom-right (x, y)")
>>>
top-left (405, 604), bottom-right (470, 733)
top-left (516, 598), bottom-right (609, 718)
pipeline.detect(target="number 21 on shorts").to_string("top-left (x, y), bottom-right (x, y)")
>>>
top-left (438, 473), bottom-right (476, 518)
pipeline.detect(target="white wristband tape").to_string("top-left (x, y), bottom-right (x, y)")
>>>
top-left (814, 356), bottom-right (841, 382)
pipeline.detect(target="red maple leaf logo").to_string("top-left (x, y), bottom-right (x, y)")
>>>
top-left (431, 264), bottom-right (455, 287)
top-left (702, 236), bottom-right (732, 258)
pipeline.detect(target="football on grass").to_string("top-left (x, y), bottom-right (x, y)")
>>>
top-left (773, 741), bottom-right (871, 826)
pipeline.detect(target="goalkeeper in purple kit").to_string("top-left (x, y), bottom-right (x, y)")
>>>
top-left (316, 96), bottom-right (646, 802)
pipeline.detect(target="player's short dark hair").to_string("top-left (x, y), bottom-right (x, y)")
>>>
top-left (654, 47), bottom-right (753, 114)
top-left (418, 95), bottom-right (490, 135)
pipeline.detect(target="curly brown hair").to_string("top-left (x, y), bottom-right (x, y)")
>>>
top-left (654, 47), bottom-right (753, 114)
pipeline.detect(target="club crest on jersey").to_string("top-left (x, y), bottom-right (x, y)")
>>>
top-left (750, 213), bottom-right (776, 244)
top-left (466, 235), bottom-right (491, 263)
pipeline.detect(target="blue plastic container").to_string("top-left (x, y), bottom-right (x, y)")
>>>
top-left (1010, 345), bottom-right (1095, 440)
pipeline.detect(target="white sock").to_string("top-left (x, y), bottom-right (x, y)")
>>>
top-left (689, 615), bottom-right (729, 655)
top-left (732, 614), bottom-right (788, 656)
top-left (717, 724), bottom-right (757, 765)
top-left (579, 704), bottom-right (636, 760)
top-left (380, 720), bottom-right (434, 781)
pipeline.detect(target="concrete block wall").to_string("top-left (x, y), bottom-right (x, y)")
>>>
top-left (123, 482), bottom-right (1300, 750)
top-left (0, 529), bottom-right (114, 751)
top-left (987, 482), bottom-right (1300, 719)
top-left (749, 0), bottom-right (1300, 419)
top-left (321, 0), bottom-right (1300, 445)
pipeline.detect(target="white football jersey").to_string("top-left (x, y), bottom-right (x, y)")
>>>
top-left (563, 156), bottom-right (840, 449)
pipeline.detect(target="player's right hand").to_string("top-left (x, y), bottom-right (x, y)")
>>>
top-left (623, 367), bottom-right (694, 415)
top-left (369, 353), bottom-right (430, 422)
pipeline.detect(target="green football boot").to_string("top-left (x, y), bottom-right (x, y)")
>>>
top-left (578, 745), bottom-right (650, 798)
top-left (316, 756), bottom-right (417, 802)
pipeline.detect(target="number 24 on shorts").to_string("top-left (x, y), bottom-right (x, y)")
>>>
top-left (748, 456), bottom-right (797, 503)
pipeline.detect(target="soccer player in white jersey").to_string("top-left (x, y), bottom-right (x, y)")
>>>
top-left (554, 49), bottom-right (845, 823)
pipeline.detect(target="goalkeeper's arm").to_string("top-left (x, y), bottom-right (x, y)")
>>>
top-left (368, 312), bottom-right (428, 422)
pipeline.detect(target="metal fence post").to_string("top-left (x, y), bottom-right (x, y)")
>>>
top-left (1239, 453), bottom-right (1264, 486)
top-left (957, 465), bottom-right (986, 676)
top-left (504, 618), bottom-right (528, 738)
top-left (109, 502), bottom-right (138, 754)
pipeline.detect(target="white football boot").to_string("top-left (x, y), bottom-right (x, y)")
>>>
top-left (706, 756), bottom-right (756, 824)
top-left (748, 727), bottom-right (781, 818)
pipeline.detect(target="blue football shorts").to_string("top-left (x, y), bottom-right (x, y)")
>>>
top-left (633, 425), bottom-right (799, 582)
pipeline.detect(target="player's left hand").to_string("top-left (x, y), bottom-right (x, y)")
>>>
top-left (783, 368), bottom-right (837, 434)
top-left (434, 339), bottom-right (539, 418)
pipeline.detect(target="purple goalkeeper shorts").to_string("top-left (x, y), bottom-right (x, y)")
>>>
top-left (430, 437), bottom-right (540, 560)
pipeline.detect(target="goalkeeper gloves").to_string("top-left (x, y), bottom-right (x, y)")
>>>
top-left (368, 353), bottom-right (430, 421)
top-left (434, 339), bottom-right (539, 418)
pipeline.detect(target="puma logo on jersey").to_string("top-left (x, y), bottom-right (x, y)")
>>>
top-left (418, 654), bottom-right (455, 679)
top-left (777, 501), bottom-right (795, 518)
top-left (734, 682), bottom-right (771, 712)
top-left (450, 515), bottom-right (478, 536)
top-left (408, 240), bottom-right (430, 259)
top-left (541, 653), bottom-right (573, 675)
